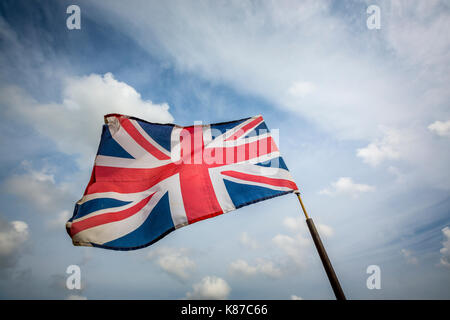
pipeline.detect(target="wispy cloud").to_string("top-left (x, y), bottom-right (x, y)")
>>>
top-left (319, 177), bottom-right (375, 198)
top-left (401, 249), bottom-right (418, 265)
top-left (356, 129), bottom-right (402, 167)
top-left (0, 216), bottom-right (29, 270)
top-left (1, 73), bottom-right (174, 168)
top-left (272, 233), bottom-right (310, 268)
top-left (229, 259), bottom-right (282, 278)
top-left (428, 120), bottom-right (450, 137)
top-left (147, 247), bottom-right (196, 281)
top-left (239, 232), bottom-right (259, 250)
top-left (185, 276), bottom-right (231, 300)
top-left (2, 161), bottom-right (75, 228)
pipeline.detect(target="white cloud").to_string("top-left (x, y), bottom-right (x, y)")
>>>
top-left (273, 216), bottom-right (334, 268)
top-left (234, 217), bottom-right (331, 274)
top-left (5, 162), bottom-right (54, 207)
top-left (319, 177), bottom-right (375, 198)
top-left (48, 210), bottom-right (72, 229)
top-left (239, 232), bottom-right (259, 249)
top-left (384, 0), bottom-right (450, 73)
top-left (1, 72), bottom-right (174, 167)
top-left (185, 276), bottom-right (231, 300)
top-left (256, 260), bottom-right (282, 278)
top-left (356, 129), bottom-right (401, 167)
top-left (358, 127), bottom-right (450, 190)
top-left (272, 233), bottom-right (310, 268)
top-left (401, 249), bottom-right (418, 265)
top-left (147, 247), bottom-right (195, 281)
top-left (230, 259), bottom-right (257, 275)
top-left (0, 220), bottom-right (28, 256)
top-left (287, 81), bottom-right (316, 98)
top-left (428, 120), bottom-right (450, 137)
top-left (283, 216), bottom-right (303, 233)
top-left (439, 226), bottom-right (450, 268)
top-left (317, 224), bottom-right (334, 238)
top-left (290, 295), bottom-right (303, 300)
top-left (229, 259), bottom-right (282, 278)
top-left (0, 217), bottom-right (29, 268)
top-left (387, 166), bottom-right (404, 183)
top-left (3, 162), bottom-right (74, 216)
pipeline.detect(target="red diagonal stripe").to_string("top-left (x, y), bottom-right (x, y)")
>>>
top-left (121, 118), bottom-right (170, 160)
top-left (225, 116), bottom-right (263, 141)
top-left (70, 193), bottom-right (155, 236)
top-left (221, 170), bottom-right (298, 190)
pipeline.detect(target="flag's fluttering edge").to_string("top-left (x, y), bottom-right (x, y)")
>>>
top-left (66, 114), bottom-right (298, 250)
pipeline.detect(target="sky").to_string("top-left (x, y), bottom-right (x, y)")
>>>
top-left (0, 0), bottom-right (449, 299)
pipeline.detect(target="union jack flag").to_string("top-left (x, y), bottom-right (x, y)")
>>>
top-left (66, 114), bottom-right (298, 250)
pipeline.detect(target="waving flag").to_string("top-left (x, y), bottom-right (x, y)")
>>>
top-left (66, 114), bottom-right (298, 250)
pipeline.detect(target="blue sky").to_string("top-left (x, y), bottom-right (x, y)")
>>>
top-left (0, 0), bottom-right (449, 299)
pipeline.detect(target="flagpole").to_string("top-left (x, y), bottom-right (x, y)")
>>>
top-left (295, 191), bottom-right (346, 300)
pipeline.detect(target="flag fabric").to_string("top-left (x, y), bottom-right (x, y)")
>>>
top-left (66, 114), bottom-right (298, 250)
